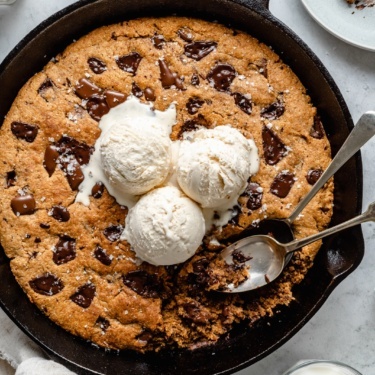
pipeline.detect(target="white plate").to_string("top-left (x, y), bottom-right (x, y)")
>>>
top-left (301, 0), bottom-right (375, 51)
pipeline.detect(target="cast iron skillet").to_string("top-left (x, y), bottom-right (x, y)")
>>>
top-left (0, 0), bottom-right (364, 374)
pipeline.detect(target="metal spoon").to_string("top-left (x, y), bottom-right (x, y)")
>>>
top-left (220, 200), bottom-right (375, 293)
top-left (239, 111), bottom-right (375, 245)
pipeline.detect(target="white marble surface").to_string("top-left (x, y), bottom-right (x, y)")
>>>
top-left (0, 1), bottom-right (375, 374)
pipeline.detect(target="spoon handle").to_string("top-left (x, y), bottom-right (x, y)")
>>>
top-left (288, 111), bottom-right (375, 223)
top-left (285, 201), bottom-right (375, 254)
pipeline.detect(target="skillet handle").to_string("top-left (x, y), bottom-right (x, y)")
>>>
top-left (255, 0), bottom-right (270, 9)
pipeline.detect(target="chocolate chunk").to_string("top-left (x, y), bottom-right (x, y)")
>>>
top-left (232, 92), bottom-right (252, 115)
top-left (206, 63), bottom-right (236, 92)
top-left (256, 58), bottom-right (268, 78)
top-left (191, 73), bottom-right (200, 86)
top-left (53, 235), bottom-right (76, 265)
top-left (116, 52), bottom-right (142, 76)
top-left (242, 182), bottom-right (263, 210)
top-left (184, 41), bottom-right (217, 61)
top-left (152, 34), bottom-right (165, 49)
top-left (177, 28), bottom-right (194, 42)
top-left (232, 249), bottom-right (252, 263)
top-left (123, 270), bottom-right (164, 299)
top-left (86, 94), bottom-right (109, 121)
top-left (262, 126), bottom-right (288, 165)
top-left (11, 194), bottom-right (36, 216)
top-left (92, 181), bottom-right (104, 199)
top-left (192, 257), bottom-right (209, 273)
top-left (29, 273), bottom-right (64, 296)
top-left (70, 283), bottom-right (96, 308)
top-left (103, 225), bottom-right (123, 242)
top-left (75, 78), bottom-right (102, 99)
top-left (178, 114), bottom-right (209, 138)
top-left (38, 78), bottom-right (53, 94)
top-left (43, 136), bottom-right (93, 190)
top-left (132, 82), bottom-right (143, 98)
top-left (186, 97), bottom-right (205, 114)
top-left (49, 205), bottom-right (70, 222)
top-left (229, 205), bottom-right (242, 225)
top-left (104, 89), bottom-right (127, 108)
top-left (43, 145), bottom-right (59, 176)
top-left (95, 316), bottom-right (110, 332)
top-left (40, 223), bottom-right (50, 229)
top-left (34, 237), bottom-right (41, 243)
top-left (144, 87), bottom-right (156, 102)
top-left (5, 170), bottom-right (16, 188)
top-left (306, 168), bottom-right (323, 185)
top-left (261, 100), bottom-right (285, 120)
top-left (182, 301), bottom-right (210, 325)
top-left (88, 57), bottom-right (107, 74)
top-left (310, 115), bottom-right (325, 139)
top-left (94, 245), bottom-right (112, 266)
top-left (11, 122), bottom-right (38, 143)
top-left (270, 171), bottom-right (295, 198)
top-left (158, 59), bottom-right (184, 90)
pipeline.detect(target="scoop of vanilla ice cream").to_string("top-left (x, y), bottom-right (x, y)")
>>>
top-left (122, 186), bottom-right (205, 266)
top-left (100, 121), bottom-right (172, 196)
top-left (176, 125), bottom-right (259, 209)
top-left (98, 96), bottom-right (176, 196)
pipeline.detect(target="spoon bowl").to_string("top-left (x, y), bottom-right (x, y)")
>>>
top-left (221, 200), bottom-right (375, 293)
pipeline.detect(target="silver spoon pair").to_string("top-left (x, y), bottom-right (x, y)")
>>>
top-left (220, 111), bottom-right (375, 293)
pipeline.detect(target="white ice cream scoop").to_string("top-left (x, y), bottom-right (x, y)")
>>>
top-left (122, 186), bottom-right (205, 265)
top-left (176, 125), bottom-right (259, 209)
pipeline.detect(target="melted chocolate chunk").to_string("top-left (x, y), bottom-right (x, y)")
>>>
top-left (43, 145), bottom-right (59, 177)
top-left (104, 89), bottom-right (127, 108)
top-left (34, 237), bottom-right (41, 243)
top-left (178, 114), bottom-right (209, 138)
top-left (144, 87), bottom-right (156, 101)
top-left (270, 171), bottom-right (295, 198)
top-left (242, 182), bottom-right (263, 210)
top-left (11, 122), bottom-right (38, 143)
top-left (75, 78), bottom-right (101, 99)
top-left (232, 92), bottom-right (252, 115)
top-left (5, 170), bottom-right (16, 188)
top-left (158, 59), bottom-right (184, 90)
top-left (177, 28), bottom-right (194, 42)
top-left (40, 223), bottom-right (50, 229)
top-left (70, 283), bottom-right (96, 308)
top-left (123, 270), bottom-right (165, 299)
top-left (11, 194), bottom-right (36, 216)
top-left (310, 115), bottom-right (325, 139)
top-left (206, 63), bottom-right (236, 92)
top-left (306, 168), bottom-right (323, 185)
top-left (103, 225), bottom-right (123, 242)
top-left (38, 78), bottom-right (53, 93)
top-left (256, 58), bottom-right (268, 78)
top-left (94, 245), bottom-right (112, 266)
top-left (152, 34), bottom-right (165, 49)
top-left (184, 41), bottom-right (217, 61)
top-left (88, 57), bottom-right (107, 74)
top-left (43, 136), bottom-right (93, 189)
top-left (186, 97), bottom-right (205, 114)
top-left (232, 249), bottom-right (252, 263)
top-left (53, 235), bottom-right (76, 265)
top-left (261, 100), bottom-right (285, 120)
top-left (86, 94), bottom-right (109, 121)
top-left (262, 126), bottom-right (288, 165)
top-left (116, 52), bottom-right (142, 76)
top-left (229, 205), bottom-right (242, 225)
top-left (92, 181), bottom-right (104, 199)
top-left (96, 316), bottom-right (110, 332)
top-left (29, 273), bottom-right (64, 296)
top-left (49, 205), bottom-right (70, 222)
top-left (132, 82), bottom-right (143, 98)
top-left (191, 73), bottom-right (200, 86)
top-left (182, 301), bottom-right (210, 325)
